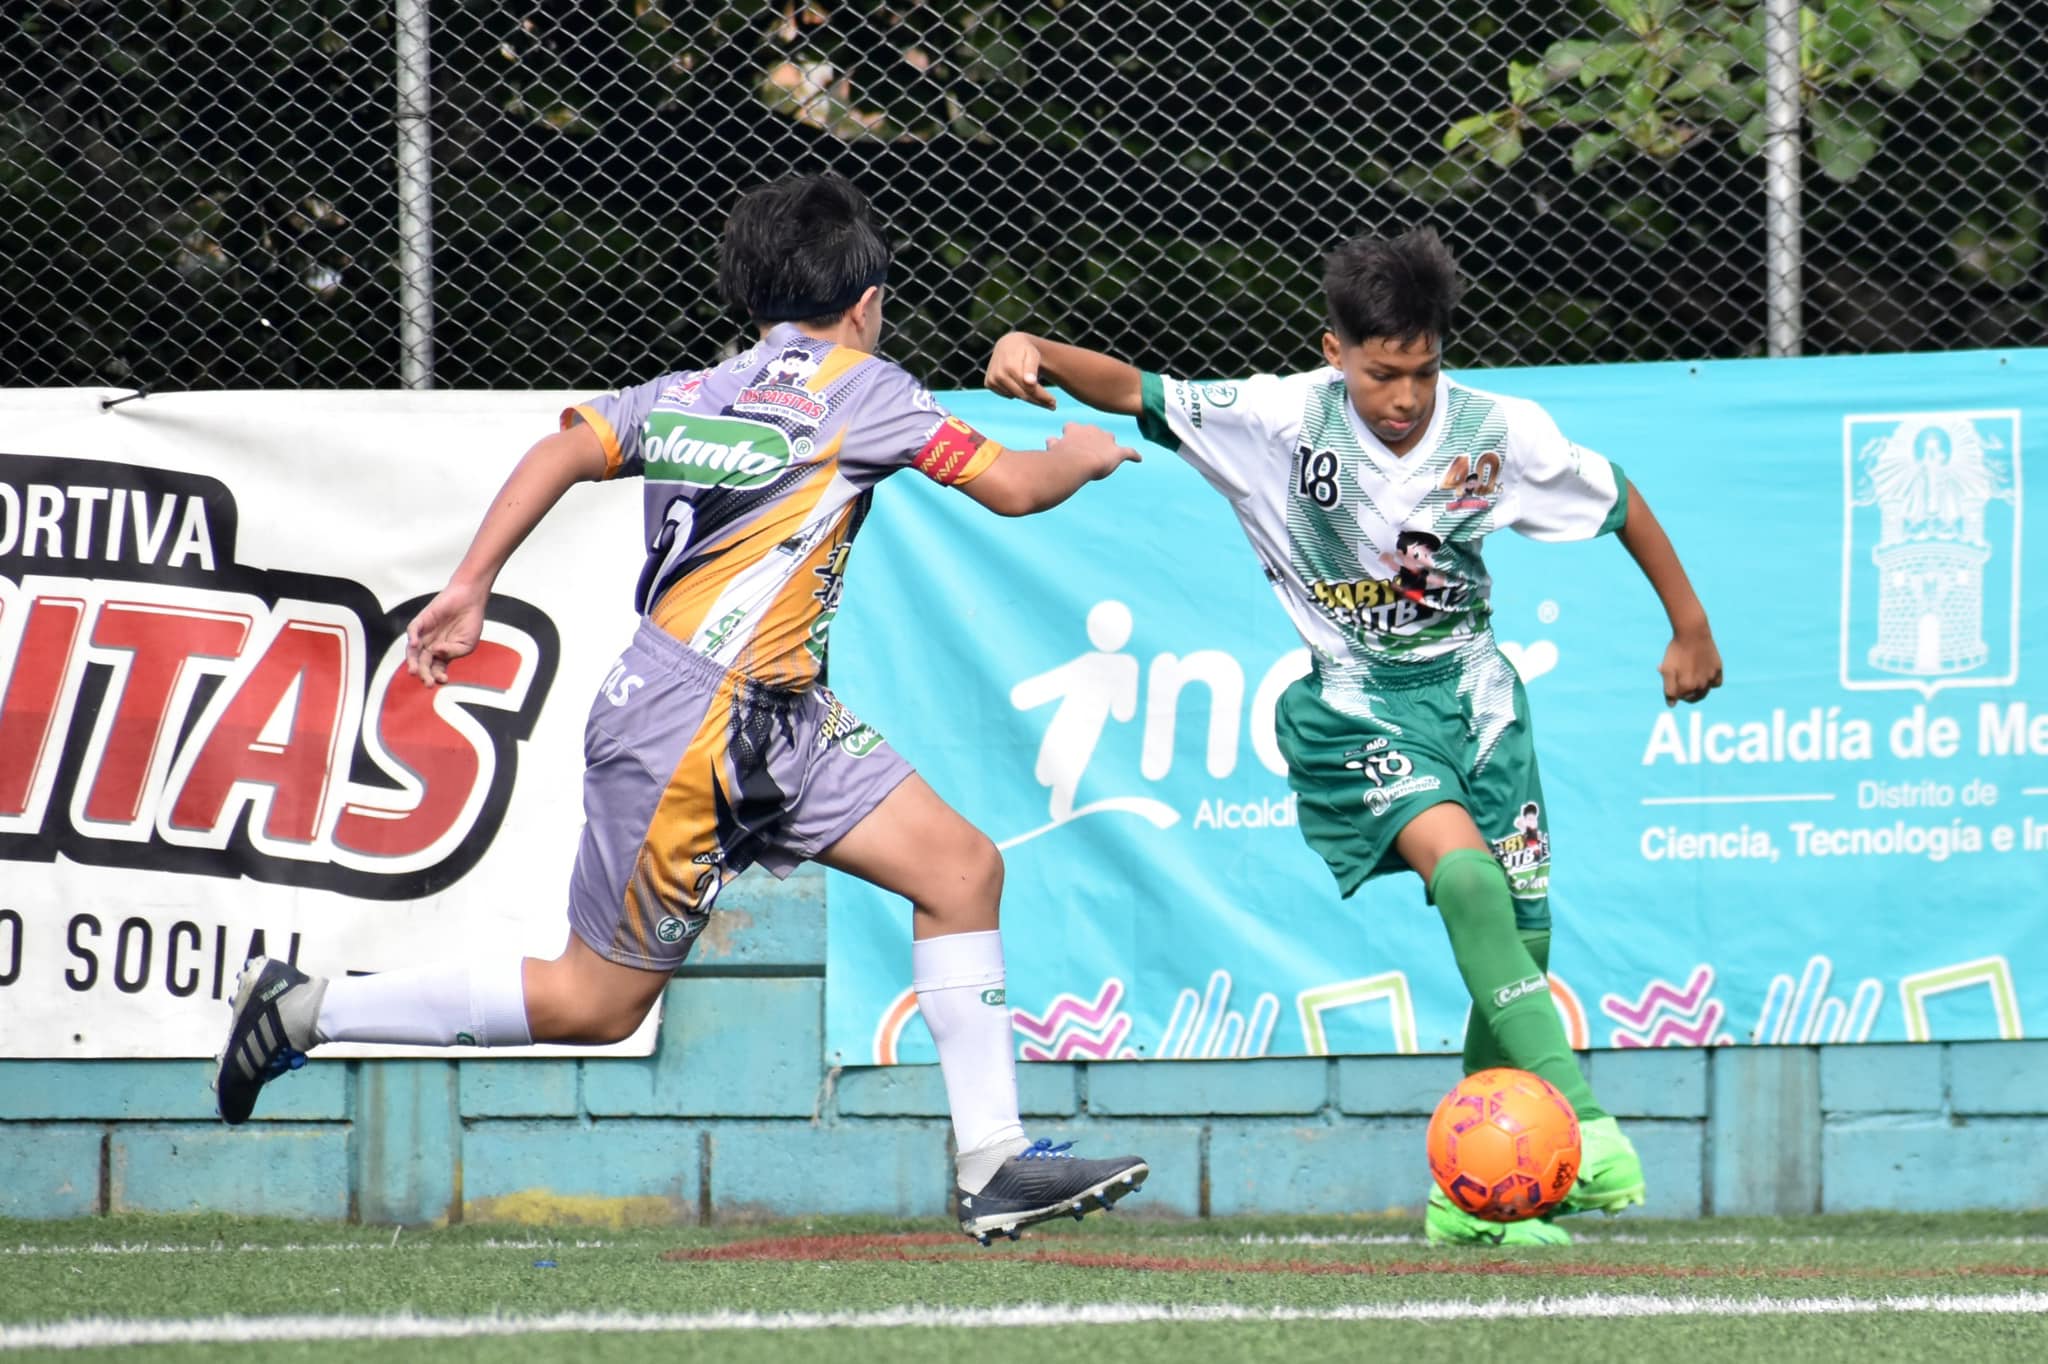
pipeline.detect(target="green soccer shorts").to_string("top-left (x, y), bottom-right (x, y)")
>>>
top-left (1274, 641), bottom-right (1552, 932)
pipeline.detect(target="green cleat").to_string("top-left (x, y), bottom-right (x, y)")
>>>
top-left (1424, 1187), bottom-right (1572, 1247)
top-left (1555, 1115), bottom-right (1647, 1216)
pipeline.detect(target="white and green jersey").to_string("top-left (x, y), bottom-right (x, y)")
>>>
top-left (1138, 367), bottom-right (1629, 708)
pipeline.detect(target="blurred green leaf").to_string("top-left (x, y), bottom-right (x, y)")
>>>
top-left (1738, 107), bottom-right (1773, 156)
top-left (1810, 92), bottom-right (1886, 180)
top-left (1571, 130), bottom-right (1625, 173)
top-left (1602, 0), bottom-right (1652, 38)
top-left (1886, 0), bottom-right (1998, 43)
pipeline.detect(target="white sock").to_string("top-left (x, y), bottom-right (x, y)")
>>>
top-left (313, 959), bottom-right (532, 1047)
top-left (914, 929), bottom-right (1026, 1188)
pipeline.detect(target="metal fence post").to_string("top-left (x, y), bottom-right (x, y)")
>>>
top-left (1763, 0), bottom-right (1806, 358)
top-left (395, 0), bottom-right (436, 389)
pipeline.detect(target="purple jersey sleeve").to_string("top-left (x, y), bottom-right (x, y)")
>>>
top-left (562, 373), bottom-right (685, 480)
top-left (830, 361), bottom-right (1005, 490)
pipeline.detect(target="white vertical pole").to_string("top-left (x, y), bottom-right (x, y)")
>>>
top-left (395, 0), bottom-right (436, 388)
top-left (1763, 0), bottom-right (1805, 357)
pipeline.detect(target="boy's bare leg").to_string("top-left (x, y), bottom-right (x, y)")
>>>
top-left (523, 936), bottom-right (674, 1044)
top-left (817, 772), bottom-right (1003, 938)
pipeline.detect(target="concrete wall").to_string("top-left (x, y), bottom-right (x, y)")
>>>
top-left (4, 868), bottom-right (2043, 1224)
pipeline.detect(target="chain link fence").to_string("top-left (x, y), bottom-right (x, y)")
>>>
top-left (3, 2), bottom-right (2040, 394)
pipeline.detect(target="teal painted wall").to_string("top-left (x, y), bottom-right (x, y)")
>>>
top-left (3, 867), bottom-right (2042, 1223)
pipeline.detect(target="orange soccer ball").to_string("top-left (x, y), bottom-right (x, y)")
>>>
top-left (1426, 1066), bottom-right (1582, 1222)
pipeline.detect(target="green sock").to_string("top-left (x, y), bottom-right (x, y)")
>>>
top-left (1461, 929), bottom-right (1550, 1074)
top-left (1431, 848), bottom-right (1606, 1122)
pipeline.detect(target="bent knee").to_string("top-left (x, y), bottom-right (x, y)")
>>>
top-left (524, 953), bottom-right (664, 1045)
top-left (532, 996), bottom-right (651, 1046)
top-left (914, 829), bottom-right (1004, 927)
top-left (963, 832), bottom-right (1004, 902)
top-left (1427, 847), bottom-right (1512, 917)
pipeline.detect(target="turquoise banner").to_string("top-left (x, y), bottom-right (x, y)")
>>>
top-left (825, 350), bottom-right (2043, 1062)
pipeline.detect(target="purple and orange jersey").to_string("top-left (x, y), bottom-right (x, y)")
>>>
top-left (565, 325), bottom-right (1003, 690)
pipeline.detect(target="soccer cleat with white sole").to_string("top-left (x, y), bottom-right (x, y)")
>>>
top-left (956, 1139), bottom-right (1148, 1245)
top-left (212, 957), bottom-right (326, 1125)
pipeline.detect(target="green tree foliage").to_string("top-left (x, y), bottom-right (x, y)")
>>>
top-left (1446, 0), bottom-right (1998, 181)
top-left (0, 1), bottom-right (2039, 391)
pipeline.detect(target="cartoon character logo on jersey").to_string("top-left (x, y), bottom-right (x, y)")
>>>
top-left (733, 343), bottom-right (829, 423)
top-left (1310, 529), bottom-right (1475, 636)
top-left (1381, 530), bottom-right (1453, 604)
top-left (1490, 800), bottom-right (1551, 898)
top-left (768, 344), bottom-right (820, 388)
top-left (1441, 452), bottom-right (1502, 512)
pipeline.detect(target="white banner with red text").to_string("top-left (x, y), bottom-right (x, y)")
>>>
top-left (0, 389), bottom-right (652, 1057)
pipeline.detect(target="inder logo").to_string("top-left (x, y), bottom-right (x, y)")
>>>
top-left (1842, 410), bottom-right (2021, 696)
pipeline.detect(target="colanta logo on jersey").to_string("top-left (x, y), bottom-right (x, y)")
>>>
top-left (0, 452), bottom-right (558, 900)
top-left (642, 413), bottom-right (800, 488)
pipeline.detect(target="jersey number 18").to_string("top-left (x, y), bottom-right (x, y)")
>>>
top-left (1297, 448), bottom-right (1342, 508)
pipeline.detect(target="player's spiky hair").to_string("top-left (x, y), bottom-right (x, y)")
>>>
top-left (719, 172), bottom-right (893, 326)
top-left (1322, 228), bottom-right (1459, 347)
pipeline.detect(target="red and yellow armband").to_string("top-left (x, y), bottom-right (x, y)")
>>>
top-left (913, 416), bottom-right (1003, 487)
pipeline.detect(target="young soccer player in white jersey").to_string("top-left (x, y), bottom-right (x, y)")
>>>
top-left (984, 228), bottom-right (1723, 1246)
top-left (213, 173), bottom-right (1149, 1243)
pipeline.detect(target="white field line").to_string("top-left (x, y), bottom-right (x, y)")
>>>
top-left (0, 1239), bottom-right (615, 1256)
top-left (7, 1295), bottom-right (2048, 1349)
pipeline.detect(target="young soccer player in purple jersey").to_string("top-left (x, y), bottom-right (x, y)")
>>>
top-left (213, 173), bottom-right (1149, 1242)
top-left (984, 228), bottom-right (1724, 1245)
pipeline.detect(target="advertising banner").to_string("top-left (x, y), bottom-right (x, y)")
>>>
top-left (0, 390), bottom-right (651, 1057)
top-left (824, 351), bottom-right (2044, 1062)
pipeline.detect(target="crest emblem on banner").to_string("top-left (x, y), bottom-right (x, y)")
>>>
top-left (1841, 409), bottom-right (2022, 695)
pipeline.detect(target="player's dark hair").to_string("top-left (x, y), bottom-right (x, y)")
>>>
top-left (1323, 228), bottom-right (1459, 347)
top-left (1396, 529), bottom-right (1442, 553)
top-left (719, 172), bottom-right (892, 326)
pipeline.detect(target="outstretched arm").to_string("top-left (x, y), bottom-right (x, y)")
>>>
top-left (960, 421), bottom-right (1140, 517)
top-left (986, 332), bottom-right (1144, 416)
top-left (406, 420), bottom-right (609, 687)
top-left (1616, 484), bottom-right (1723, 706)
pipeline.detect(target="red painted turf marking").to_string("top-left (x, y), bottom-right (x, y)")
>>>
top-left (662, 1234), bottom-right (2048, 1281)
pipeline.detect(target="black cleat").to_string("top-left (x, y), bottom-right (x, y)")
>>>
top-left (212, 957), bottom-right (326, 1124)
top-left (956, 1139), bottom-right (1148, 1244)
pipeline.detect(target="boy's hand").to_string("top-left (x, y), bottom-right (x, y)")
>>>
top-left (406, 582), bottom-right (489, 689)
top-left (1659, 625), bottom-right (1723, 706)
top-left (986, 332), bottom-right (1058, 409)
top-left (1048, 421), bottom-right (1141, 480)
